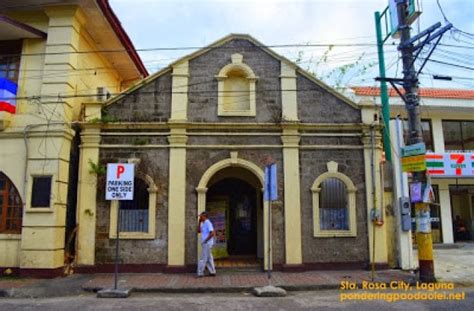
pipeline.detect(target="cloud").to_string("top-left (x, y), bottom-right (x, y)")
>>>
top-left (110, 0), bottom-right (474, 88)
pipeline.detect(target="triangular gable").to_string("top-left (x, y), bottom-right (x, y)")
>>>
top-left (105, 34), bottom-right (360, 109)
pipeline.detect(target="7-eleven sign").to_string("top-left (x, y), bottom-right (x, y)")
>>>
top-left (426, 153), bottom-right (474, 177)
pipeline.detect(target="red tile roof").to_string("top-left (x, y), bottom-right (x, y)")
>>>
top-left (351, 86), bottom-right (474, 99)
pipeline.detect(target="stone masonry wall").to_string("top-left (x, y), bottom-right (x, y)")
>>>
top-left (95, 148), bottom-right (169, 264)
top-left (297, 74), bottom-right (361, 124)
top-left (299, 149), bottom-right (369, 264)
top-left (188, 39), bottom-right (282, 123)
top-left (105, 72), bottom-right (172, 122)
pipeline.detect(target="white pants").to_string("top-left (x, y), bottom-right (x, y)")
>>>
top-left (197, 242), bottom-right (216, 276)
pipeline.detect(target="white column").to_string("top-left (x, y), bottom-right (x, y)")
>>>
top-left (281, 131), bottom-right (302, 265)
top-left (390, 120), bottom-right (415, 270)
top-left (280, 62), bottom-right (298, 121)
top-left (170, 61), bottom-right (189, 121)
top-left (438, 183), bottom-right (454, 244)
top-left (431, 117), bottom-right (445, 153)
top-left (167, 130), bottom-right (187, 267)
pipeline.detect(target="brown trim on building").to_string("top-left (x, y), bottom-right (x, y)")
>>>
top-left (303, 261), bottom-right (367, 271)
top-left (19, 268), bottom-right (64, 278)
top-left (0, 267), bottom-right (20, 276)
top-left (367, 263), bottom-right (390, 270)
top-left (0, 15), bottom-right (47, 39)
top-left (95, 0), bottom-right (148, 77)
top-left (76, 264), bottom-right (166, 274)
top-left (164, 265), bottom-right (190, 274)
top-left (281, 264), bottom-right (306, 272)
top-left (75, 262), bottom-right (387, 274)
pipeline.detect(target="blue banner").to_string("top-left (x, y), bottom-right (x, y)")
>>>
top-left (264, 163), bottom-right (277, 202)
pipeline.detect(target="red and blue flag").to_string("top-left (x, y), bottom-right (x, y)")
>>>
top-left (0, 78), bottom-right (18, 113)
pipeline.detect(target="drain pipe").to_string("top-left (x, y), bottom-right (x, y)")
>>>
top-left (379, 152), bottom-right (386, 225)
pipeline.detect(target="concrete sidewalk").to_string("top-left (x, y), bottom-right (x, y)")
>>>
top-left (0, 270), bottom-right (416, 298)
top-left (2, 241), bottom-right (473, 299)
top-left (81, 270), bottom-right (417, 294)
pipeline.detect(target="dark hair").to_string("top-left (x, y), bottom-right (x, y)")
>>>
top-left (200, 211), bottom-right (208, 217)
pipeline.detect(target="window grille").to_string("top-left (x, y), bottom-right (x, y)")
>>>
top-left (319, 177), bottom-right (349, 230)
top-left (118, 178), bottom-right (149, 232)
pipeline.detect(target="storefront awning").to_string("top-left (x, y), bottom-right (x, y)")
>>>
top-left (0, 15), bottom-right (46, 40)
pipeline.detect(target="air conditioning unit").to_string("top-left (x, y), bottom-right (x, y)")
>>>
top-left (96, 87), bottom-right (111, 102)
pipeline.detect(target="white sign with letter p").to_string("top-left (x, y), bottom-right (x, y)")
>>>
top-left (106, 163), bottom-right (134, 200)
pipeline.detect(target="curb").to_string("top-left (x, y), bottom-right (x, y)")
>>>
top-left (81, 281), bottom-right (417, 295)
top-left (82, 284), bottom-right (342, 294)
top-left (0, 289), bottom-right (11, 298)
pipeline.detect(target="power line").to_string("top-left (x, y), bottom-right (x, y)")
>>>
top-left (0, 86), bottom-right (354, 102)
top-left (420, 58), bottom-right (474, 71)
top-left (0, 42), bottom-right (401, 58)
top-left (436, 0), bottom-right (474, 38)
top-left (438, 43), bottom-right (474, 49)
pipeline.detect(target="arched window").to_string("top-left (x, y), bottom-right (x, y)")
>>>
top-left (311, 162), bottom-right (357, 237)
top-left (109, 175), bottom-right (157, 239)
top-left (216, 53), bottom-right (257, 116)
top-left (319, 178), bottom-right (349, 230)
top-left (0, 172), bottom-right (23, 234)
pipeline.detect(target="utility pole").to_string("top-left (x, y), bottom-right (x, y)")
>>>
top-left (395, 0), bottom-right (434, 282)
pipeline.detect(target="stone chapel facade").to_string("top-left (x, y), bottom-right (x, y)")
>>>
top-left (75, 34), bottom-right (388, 272)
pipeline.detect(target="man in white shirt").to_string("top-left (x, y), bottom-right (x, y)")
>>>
top-left (197, 211), bottom-right (216, 277)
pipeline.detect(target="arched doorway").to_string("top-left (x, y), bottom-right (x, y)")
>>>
top-left (196, 157), bottom-right (268, 269)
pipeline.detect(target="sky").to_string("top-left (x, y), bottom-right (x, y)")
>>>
top-left (110, 0), bottom-right (474, 89)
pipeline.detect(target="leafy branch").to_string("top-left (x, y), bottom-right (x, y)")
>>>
top-left (88, 159), bottom-right (106, 175)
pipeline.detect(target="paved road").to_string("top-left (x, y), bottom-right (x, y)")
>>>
top-left (1, 289), bottom-right (473, 311)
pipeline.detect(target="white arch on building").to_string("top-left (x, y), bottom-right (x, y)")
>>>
top-left (195, 156), bottom-right (271, 270)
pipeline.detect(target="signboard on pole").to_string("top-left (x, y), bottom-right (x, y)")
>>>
top-left (402, 154), bottom-right (426, 172)
top-left (263, 162), bottom-right (277, 281)
top-left (264, 163), bottom-right (277, 202)
top-left (426, 153), bottom-right (474, 177)
top-left (103, 163), bottom-right (135, 294)
top-left (106, 164), bottom-right (135, 200)
top-left (401, 142), bottom-right (426, 157)
top-left (389, 0), bottom-right (422, 38)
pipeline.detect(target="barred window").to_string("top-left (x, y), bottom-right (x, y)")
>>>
top-left (118, 178), bottom-right (149, 232)
top-left (311, 161), bottom-right (357, 237)
top-left (319, 178), bottom-right (348, 231)
top-left (0, 172), bottom-right (23, 233)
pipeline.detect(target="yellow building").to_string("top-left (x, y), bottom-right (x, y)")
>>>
top-left (0, 0), bottom-right (146, 277)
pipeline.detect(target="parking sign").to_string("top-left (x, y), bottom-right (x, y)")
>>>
top-left (106, 163), bottom-right (134, 200)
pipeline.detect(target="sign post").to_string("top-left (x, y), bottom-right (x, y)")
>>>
top-left (253, 163), bottom-right (286, 296)
top-left (264, 163), bottom-right (277, 282)
top-left (98, 163), bottom-right (134, 298)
